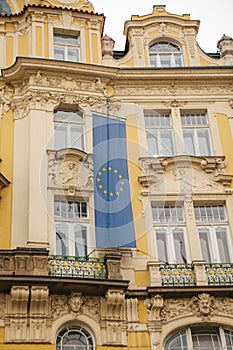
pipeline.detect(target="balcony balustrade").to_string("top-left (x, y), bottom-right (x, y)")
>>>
top-left (48, 255), bottom-right (107, 279)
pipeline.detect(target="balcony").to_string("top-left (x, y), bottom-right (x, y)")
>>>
top-left (147, 260), bottom-right (233, 287)
top-left (48, 255), bottom-right (107, 279)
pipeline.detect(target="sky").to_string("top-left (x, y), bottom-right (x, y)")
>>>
top-left (91, 0), bottom-right (233, 53)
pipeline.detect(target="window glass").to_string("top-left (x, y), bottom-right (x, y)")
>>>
top-left (195, 205), bottom-right (231, 263)
top-left (54, 110), bottom-right (84, 150)
top-left (56, 325), bottom-right (94, 350)
top-left (54, 33), bottom-right (80, 62)
top-left (149, 42), bottom-right (182, 67)
top-left (144, 111), bottom-right (174, 156)
top-left (54, 200), bottom-right (88, 257)
top-left (153, 205), bottom-right (188, 264)
top-left (181, 113), bottom-right (212, 156)
top-left (165, 327), bottom-right (231, 350)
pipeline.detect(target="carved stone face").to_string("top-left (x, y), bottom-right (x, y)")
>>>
top-left (69, 293), bottom-right (83, 313)
top-left (198, 294), bottom-right (212, 315)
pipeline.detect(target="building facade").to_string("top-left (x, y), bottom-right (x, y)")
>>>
top-left (0, 1), bottom-right (233, 349)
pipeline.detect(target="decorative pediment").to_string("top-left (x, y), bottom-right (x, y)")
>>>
top-left (48, 149), bottom-right (93, 195)
top-left (139, 156), bottom-right (233, 195)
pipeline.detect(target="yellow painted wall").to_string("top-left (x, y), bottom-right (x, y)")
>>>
top-left (36, 26), bottom-right (42, 56)
top-left (127, 332), bottom-right (151, 348)
top-left (0, 107), bottom-right (14, 249)
top-left (91, 33), bottom-right (99, 63)
top-left (44, 21), bottom-right (49, 58)
top-left (216, 113), bottom-right (233, 182)
top-left (85, 26), bottom-right (90, 63)
top-left (200, 57), bottom-right (215, 66)
top-left (138, 299), bottom-right (149, 323)
top-left (135, 271), bottom-right (150, 287)
top-left (18, 33), bottom-right (28, 57)
top-left (6, 36), bottom-right (13, 67)
top-left (119, 57), bottom-right (135, 67)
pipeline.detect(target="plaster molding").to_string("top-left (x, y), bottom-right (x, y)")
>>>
top-left (139, 156), bottom-right (232, 193)
top-left (48, 149), bottom-right (94, 195)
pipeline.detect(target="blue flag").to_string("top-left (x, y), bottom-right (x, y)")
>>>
top-left (93, 113), bottom-right (136, 248)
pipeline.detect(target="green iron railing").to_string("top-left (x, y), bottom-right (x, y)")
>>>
top-left (48, 255), bottom-right (107, 279)
top-left (160, 263), bottom-right (196, 286)
top-left (205, 263), bottom-right (233, 286)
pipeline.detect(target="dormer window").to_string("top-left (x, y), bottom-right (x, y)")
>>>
top-left (149, 42), bottom-right (182, 67)
top-left (54, 32), bottom-right (80, 62)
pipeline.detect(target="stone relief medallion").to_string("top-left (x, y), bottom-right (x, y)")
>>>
top-left (59, 159), bottom-right (90, 189)
top-left (68, 293), bottom-right (84, 315)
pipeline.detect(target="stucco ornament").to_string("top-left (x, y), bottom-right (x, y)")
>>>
top-left (68, 293), bottom-right (84, 315)
top-left (191, 293), bottom-right (215, 320)
top-left (145, 295), bottom-right (164, 321)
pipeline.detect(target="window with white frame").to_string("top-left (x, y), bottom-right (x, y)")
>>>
top-left (54, 32), bottom-right (80, 62)
top-left (149, 42), bottom-right (183, 68)
top-left (56, 324), bottom-right (94, 350)
top-left (152, 204), bottom-right (189, 264)
top-left (194, 204), bottom-right (232, 263)
top-left (54, 110), bottom-right (84, 150)
top-left (181, 112), bottom-right (213, 156)
top-left (165, 326), bottom-right (233, 350)
top-left (54, 199), bottom-right (88, 257)
top-left (144, 111), bottom-right (175, 156)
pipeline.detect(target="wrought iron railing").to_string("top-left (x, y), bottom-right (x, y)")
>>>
top-left (205, 263), bottom-right (233, 286)
top-left (160, 263), bottom-right (195, 286)
top-left (48, 255), bottom-right (107, 279)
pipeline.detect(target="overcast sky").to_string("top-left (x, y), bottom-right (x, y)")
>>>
top-left (91, 0), bottom-right (233, 53)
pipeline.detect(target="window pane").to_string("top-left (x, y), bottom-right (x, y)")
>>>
top-left (68, 48), bottom-right (79, 62)
top-left (54, 46), bottom-right (65, 60)
top-left (197, 129), bottom-right (212, 156)
top-left (70, 124), bottom-right (84, 149)
top-left (54, 110), bottom-right (83, 122)
top-left (216, 227), bottom-right (230, 262)
top-left (54, 122), bottom-right (67, 150)
top-left (183, 130), bottom-right (195, 155)
top-left (156, 230), bottom-right (168, 263)
top-left (75, 225), bottom-right (87, 257)
top-left (56, 223), bottom-right (68, 256)
top-left (173, 229), bottom-right (187, 263)
top-left (165, 330), bottom-right (188, 350)
top-left (198, 228), bottom-right (211, 262)
top-left (161, 130), bottom-right (174, 156)
top-left (174, 55), bottom-right (182, 66)
top-left (146, 130), bottom-right (159, 156)
top-left (160, 54), bottom-right (171, 67)
top-left (54, 33), bottom-right (79, 45)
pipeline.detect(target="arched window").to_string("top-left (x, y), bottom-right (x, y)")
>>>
top-left (0, 0), bottom-right (11, 15)
top-left (165, 326), bottom-right (233, 350)
top-left (56, 325), bottom-right (94, 350)
top-left (149, 42), bottom-right (182, 67)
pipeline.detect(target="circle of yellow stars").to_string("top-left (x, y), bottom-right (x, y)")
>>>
top-left (96, 166), bottom-right (125, 199)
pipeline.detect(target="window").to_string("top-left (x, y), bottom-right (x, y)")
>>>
top-left (145, 111), bottom-right (175, 156)
top-left (57, 325), bottom-right (94, 350)
top-left (194, 205), bottom-right (232, 263)
top-left (181, 113), bottom-right (213, 156)
top-left (54, 32), bottom-right (80, 62)
top-left (54, 110), bottom-right (84, 150)
top-left (165, 326), bottom-right (233, 350)
top-left (153, 205), bottom-right (189, 264)
top-left (149, 42), bottom-right (182, 67)
top-left (54, 199), bottom-right (88, 257)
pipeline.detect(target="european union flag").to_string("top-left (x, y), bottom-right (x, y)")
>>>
top-left (93, 113), bottom-right (136, 248)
